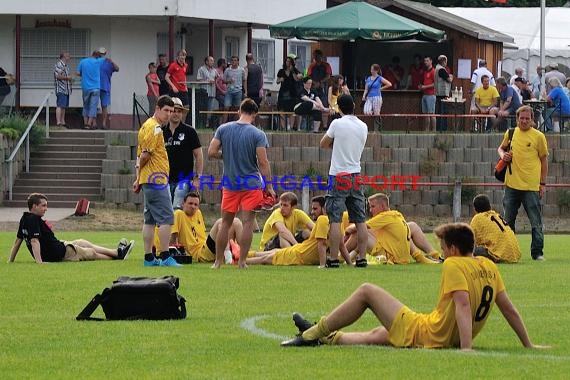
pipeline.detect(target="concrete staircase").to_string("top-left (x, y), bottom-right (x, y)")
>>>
top-left (4, 130), bottom-right (105, 208)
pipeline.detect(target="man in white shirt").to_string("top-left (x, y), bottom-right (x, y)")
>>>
top-left (319, 94), bottom-right (368, 268)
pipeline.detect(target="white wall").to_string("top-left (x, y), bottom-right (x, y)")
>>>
top-left (1, 0), bottom-right (178, 16)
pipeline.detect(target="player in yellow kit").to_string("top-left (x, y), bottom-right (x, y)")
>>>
top-left (259, 192), bottom-right (314, 251)
top-left (282, 223), bottom-right (547, 350)
top-left (470, 194), bottom-right (521, 263)
top-left (247, 196), bottom-right (328, 266)
top-left (345, 193), bottom-right (439, 264)
top-left (154, 192), bottom-right (242, 263)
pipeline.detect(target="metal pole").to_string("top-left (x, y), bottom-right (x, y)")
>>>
top-left (302, 186), bottom-right (309, 214)
top-left (8, 162), bottom-right (13, 201)
top-left (540, 0), bottom-right (546, 92)
top-left (452, 179), bottom-right (462, 222)
top-left (45, 100), bottom-right (50, 138)
top-left (25, 135), bottom-right (29, 173)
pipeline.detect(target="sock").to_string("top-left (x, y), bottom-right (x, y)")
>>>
top-left (159, 251), bottom-right (170, 260)
top-left (320, 330), bottom-right (344, 345)
top-left (412, 250), bottom-right (438, 264)
top-left (302, 317), bottom-right (330, 341)
top-left (144, 253), bottom-right (156, 261)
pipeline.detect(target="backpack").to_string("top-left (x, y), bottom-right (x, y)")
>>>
top-left (76, 276), bottom-right (187, 321)
top-left (494, 128), bottom-right (515, 182)
top-left (74, 198), bottom-right (90, 216)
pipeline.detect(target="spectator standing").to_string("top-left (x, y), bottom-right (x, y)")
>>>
top-left (165, 50), bottom-right (190, 108)
top-left (215, 58), bottom-right (228, 125)
top-left (207, 98), bottom-right (276, 269)
top-left (146, 62), bottom-right (160, 115)
top-left (361, 64), bottom-right (391, 131)
top-left (76, 50), bottom-right (104, 129)
top-left (163, 97), bottom-right (203, 210)
top-left (435, 55), bottom-right (454, 131)
top-left (382, 56), bottom-right (404, 90)
top-left (530, 65), bottom-right (543, 99)
top-left (223, 56), bottom-right (246, 113)
top-left (498, 105), bottom-right (548, 261)
top-left (98, 47), bottom-right (119, 129)
top-left (197, 56), bottom-right (220, 128)
top-left (156, 54), bottom-right (170, 96)
top-left (54, 52), bottom-right (72, 127)
top-left (0, 67), bottom-right (14, 106)
top-left (320, 94), bottom-right (368, 268)
top-left (133, 95), bottom-right (179, 267)
top-left (406, 54), bottom-right (424, 90)
top-left (276, 56), bottom-right (302, 130)
top-left (244, 53), bottom-right (264, 106)
top-left (419, 56), bottom-right (436, 132)
top-left (509, 67), bottom-right (524, 86)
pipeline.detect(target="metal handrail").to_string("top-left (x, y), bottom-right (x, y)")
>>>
top-left (5, 91), bottom-right (52, 200)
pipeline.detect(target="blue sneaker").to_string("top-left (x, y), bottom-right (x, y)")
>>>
top-left (160, 256), bottom-right (182, 267)
top-left (144, 257), bottom-right (161, 267)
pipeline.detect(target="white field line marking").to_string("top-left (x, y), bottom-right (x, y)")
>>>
top-left (240, 315), bottom-right (289, 341)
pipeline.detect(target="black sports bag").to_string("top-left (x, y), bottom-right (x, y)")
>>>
top-left (76, 276), bottom-right (186, 320)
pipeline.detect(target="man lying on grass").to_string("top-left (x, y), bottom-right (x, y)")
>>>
top-left (282, 222), bottom-right (547, 350)
top-left (8, 193), bottom-right (134, 264)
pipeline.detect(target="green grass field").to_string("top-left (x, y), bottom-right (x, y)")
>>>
top-left (1, 231), bottom-right (569, 379)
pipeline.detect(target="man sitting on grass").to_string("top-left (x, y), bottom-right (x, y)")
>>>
top-left (258, 192), bottom-right (314, 251)
top-left (8, 193), bottom-right (133, 264)
top-left (282, 222), bottom-right (547, 351)
top-left (470, 193), bottom-right (521, 263)
top-left (247, 196), bottom-right (328, 267)
top-left (154, 191), bottom-right (242, 264)
top-left (344, 193), bottom-right (440, 264)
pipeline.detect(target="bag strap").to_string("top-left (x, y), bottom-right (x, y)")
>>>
top-left (506, 128), bottom-right (515, 175)
top-left (365, 76), bottom-right (380, 98)
top-left (178, 296), bottom-right (187, 319)
top-left (76, 293), bottom-right (105, 321)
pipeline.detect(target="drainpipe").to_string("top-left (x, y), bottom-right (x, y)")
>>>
top-left (15, 15), bottom-right (21, 110)
top-left (247, 23), bottom-right (252, 53)
top-left (169, 16), bottom-right (175, 61)
top-left (209, 19), bottom-right (214, 57)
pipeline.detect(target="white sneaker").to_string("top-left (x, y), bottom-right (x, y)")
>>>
top-left (224, 249), bottom-right (233, 265)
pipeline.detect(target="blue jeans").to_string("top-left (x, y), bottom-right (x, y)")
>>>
top-left (170, 181), bottom-right (190, 210)
top-left (503, 186), bottom-right (544, 259)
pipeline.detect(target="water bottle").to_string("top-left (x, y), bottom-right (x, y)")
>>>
top-left (452, 87), bottom-right (458, 101)
top-left (459, 87), bottom-right (463, 101)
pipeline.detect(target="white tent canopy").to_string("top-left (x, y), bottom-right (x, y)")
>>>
top-left (442, 7), bottom-right (570, 79)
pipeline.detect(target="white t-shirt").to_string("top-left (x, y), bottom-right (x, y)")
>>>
top-left (325, 115), bottom-right (367, 176)
top-left (470, 67), bottom-right (496, 90)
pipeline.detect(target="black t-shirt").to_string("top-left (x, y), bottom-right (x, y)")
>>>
top-left (156, 64), bottom-right (169, 96)
top-left (277, 68), bottom-right (301, 98)
top-left (17, 212), bottom-right (66, 262)
top-left (298, 87), bottom-right (319, 103)
top-left (163, 123), bottom-right (202, 184)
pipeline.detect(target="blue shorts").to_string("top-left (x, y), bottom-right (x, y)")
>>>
top-left (142, 184), bottom-right (174, 226)
top-left (224, 90), bottom-right (243, 108)
top-left (82, 90), bottom-right (99, 118)
top-left (56, 93), bottom-right (69, 108)
top-left (325, 173), bottom-right (367, 224)
top-left (100, 90), bottom-right (111, 108)
top-left (422, 95), bottom-right (436, 114)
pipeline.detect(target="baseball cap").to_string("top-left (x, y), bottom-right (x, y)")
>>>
top-left (514, 77), bottom-right (527, 84)
top-left (287, 53), bottom-right (297, 59)
top-left (172, 97), bottom-right (189, 110)
top-left (97, 47), bottom-right (107, 55)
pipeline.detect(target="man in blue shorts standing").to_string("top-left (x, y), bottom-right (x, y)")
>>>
top-left (320, 94), bottom-right (368, 268)
top-left (77, 50), bottom-right (104, 129)
top-left (98, 47), bottom-right (119, 129)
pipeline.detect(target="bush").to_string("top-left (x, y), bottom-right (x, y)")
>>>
top-left (0, 115), bottom-right (45, 147)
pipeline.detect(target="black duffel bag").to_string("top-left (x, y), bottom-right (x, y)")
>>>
top-left (76, 276), bottom-right (186, 321)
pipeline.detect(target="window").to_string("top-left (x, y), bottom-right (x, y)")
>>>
top-left (21, 28), bottom-right (89, 87)
top-left (225, 36), bottom-right (240, 62)
top-left (288, 42), bottom-right (312, 75)
top-left (252, 39), bottom-right (275, 80)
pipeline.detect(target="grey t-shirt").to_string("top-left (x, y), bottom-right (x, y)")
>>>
top-left (224, 66), bottom-right (245, 92)
top-left (213, 122), bottom-right (269, 190)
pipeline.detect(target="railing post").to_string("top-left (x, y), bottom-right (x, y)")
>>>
top-left (8, 161), bottom-right (13, 201)
top-left (25, 135), bottom-right (29, 172)
top-left (302, 186), bottom-right (309, 214)
top-left (45, 97), bottom-right (50, 138)
top-left (452, 179), bottom-right (462, 222)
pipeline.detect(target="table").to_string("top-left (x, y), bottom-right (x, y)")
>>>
top-left (441, 98), bottom-right (466, 132)
top-left (523, 99), bottom-right (548, 131)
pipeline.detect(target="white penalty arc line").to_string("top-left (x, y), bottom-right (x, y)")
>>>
top-left (240, 314), bottom-right (570, 362)
top-left (240, 314), bottom-right (289, 341)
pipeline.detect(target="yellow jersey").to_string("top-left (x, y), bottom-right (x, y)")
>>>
top-left (501, 127), bottom-right (548, 191)
top-left (259, 208), bottom-right (313, 250)
top-left (474, 85), bottom-right (500, 107)
top-left (153, 209), bottom-right (208, 261)
top-left (272, 215), bottom-right (329, 265)
top-left (366, 210), bottom-right (411, 264)
top-left (137, 116), bottom-right (170, 185)
top-left (388, 256), bottom-right (505, 348)
top-left (470, 210), bottom-right (521, 263)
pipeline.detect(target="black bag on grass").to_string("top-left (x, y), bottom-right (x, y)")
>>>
top-left (76, 276), bottom-right (186, 321)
